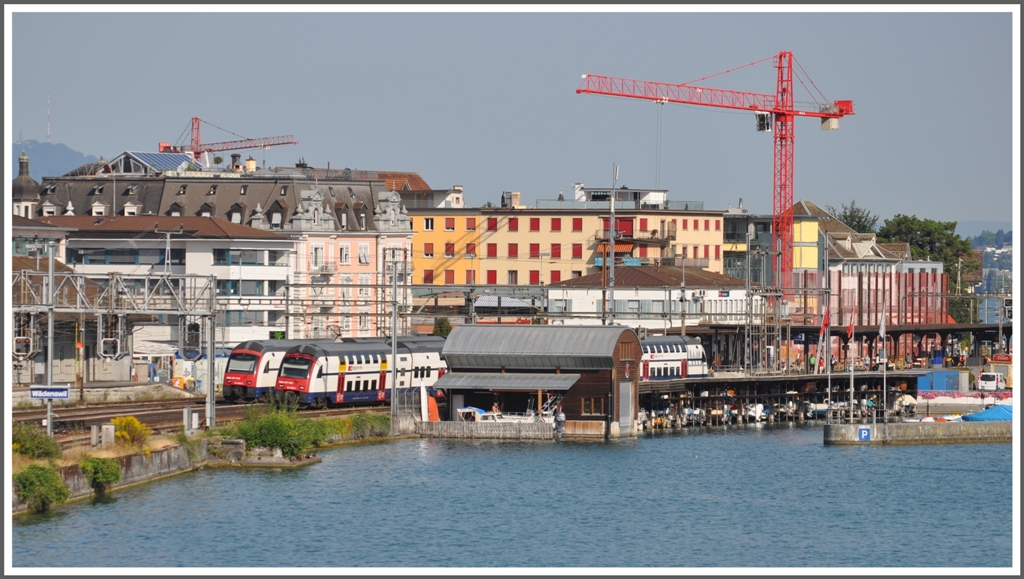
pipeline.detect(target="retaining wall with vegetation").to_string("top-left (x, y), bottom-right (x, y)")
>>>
top-left (12, 441), bottom-right (209, 514)
top-left (417, 421), bottom-right (555, 440)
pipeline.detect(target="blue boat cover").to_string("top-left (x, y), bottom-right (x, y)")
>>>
top-left (458, 406), bottom-right (486, 415)
top-left (962, 404), bottom-right (1012, 421)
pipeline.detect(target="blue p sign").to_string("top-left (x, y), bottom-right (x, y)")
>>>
top-left (858, 427), bottom-right (871, 442)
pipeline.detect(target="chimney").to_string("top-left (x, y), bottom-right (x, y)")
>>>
top-left (231, 153), bottom-right (241, 168)
top-left (246, 156), bottom-right (257, 172)
top-left (453, 185), bottom-right (463, 192)
top-left (511, 191), bottom-right (521, 207)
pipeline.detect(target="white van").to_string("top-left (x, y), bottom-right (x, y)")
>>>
top-left (978, 372), bottom-right (1006, 391)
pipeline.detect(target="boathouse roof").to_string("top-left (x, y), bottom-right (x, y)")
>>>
top-left (442, 325), bottom-right (637, 371)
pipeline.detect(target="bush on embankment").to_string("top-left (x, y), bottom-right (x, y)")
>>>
top-left (218, 400), bottom-right (390, 458)
top-left (79, 457), bottom-right (122, 493)
top-left (14, 464), bottom-right (71, 513)
top-left (12, 423), bottom-right (63, 460)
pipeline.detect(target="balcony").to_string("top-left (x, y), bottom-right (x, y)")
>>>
top-left (594, 229), bottom-right (674, 243)
top-left (594, 257), bottom-right (643, 267)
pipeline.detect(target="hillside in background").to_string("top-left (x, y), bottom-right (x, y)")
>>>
top-left (11, 140), bottom-right (98, 181)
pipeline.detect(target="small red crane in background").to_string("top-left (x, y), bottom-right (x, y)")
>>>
top-left (577, 50), bottom-right (854, 285)
top-left (159, 116), bottom-right (298, 155)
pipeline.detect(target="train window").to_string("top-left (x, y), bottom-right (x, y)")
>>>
top-left (317, 366), bottom-right (324, 378)
top-left (371, 379), bottom-right (378, 390)
top-left (400, 356), bottom-right (408, 362)
top-left (264, 360), bottom-right (271, 373)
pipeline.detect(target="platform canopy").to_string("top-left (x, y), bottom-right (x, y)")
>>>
top-left (434, 372), bottom-right (581, 391)
top-left (443, 325), bottom-right (634, 371)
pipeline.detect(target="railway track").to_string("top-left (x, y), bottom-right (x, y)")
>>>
top-left (20, 400), bottom-right (390, 451)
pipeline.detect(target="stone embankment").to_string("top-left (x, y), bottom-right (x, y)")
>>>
top-left (824, 421), bottom-right (1012, 445)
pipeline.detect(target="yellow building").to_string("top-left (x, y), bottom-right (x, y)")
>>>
top-left (407, 208), bottom-right (482, 285)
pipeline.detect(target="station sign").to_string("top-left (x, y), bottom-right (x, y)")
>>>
top-left (30, 384), bottom-right (71, 399)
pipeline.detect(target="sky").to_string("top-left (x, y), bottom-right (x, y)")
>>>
top-left (5, 6), bottom-right (1020, 228)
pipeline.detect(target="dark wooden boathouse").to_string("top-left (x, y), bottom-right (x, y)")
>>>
top-left (436, 325), bottom-right (642, 437)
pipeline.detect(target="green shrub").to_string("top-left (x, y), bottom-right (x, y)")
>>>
top-left (14, 464), bottom-right (71, 513)
top-left (111, 416), bottom-right (152, 447)
top-left (322, 413), bottom-right (390, 440)
top-left (79, 457), bottom-right (122, 492)
top-left (12, 423), bottom-right (63, 459)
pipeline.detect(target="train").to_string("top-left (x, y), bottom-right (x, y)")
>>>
top-left (640, 335), bottom-right (709, 381)
top-left (274, 335), bottom-right (448, 408)
top-left (222, 339), bottom-right (340, 402)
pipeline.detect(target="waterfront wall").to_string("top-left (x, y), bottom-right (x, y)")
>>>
top-left (417, 421), bottom-right (554, 440)
top-left (824, 422), bottom-right (1012, 445)
top-left (12, 441), bottom-right (208, 514)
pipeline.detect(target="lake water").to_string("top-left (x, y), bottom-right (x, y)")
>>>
top-left (10, 423), bottom-right (1015, 569)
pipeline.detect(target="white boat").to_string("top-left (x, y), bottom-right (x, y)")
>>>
top-left (456, 406), bottom-right (554, 425)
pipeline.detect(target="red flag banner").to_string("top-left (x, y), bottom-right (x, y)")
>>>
top-left (847, 306), bottom-right (855, 339)
top-left (819, 304), bottom-right (831, 337)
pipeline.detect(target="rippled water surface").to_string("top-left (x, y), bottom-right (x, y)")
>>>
top-left (11, 423), bottom-right (1014, 568)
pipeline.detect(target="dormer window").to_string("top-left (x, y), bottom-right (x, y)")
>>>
top-left (178, 184), bottom-right (187, 195)
top-left (230, 211), bottom-right (241, 223)
top-left (125, 184), bottom-right (138, 195)
top-left (124, 206), bottom-right (138, 216)
top-left (328, 187), bottom-right (335, 197)
top-left (44, 184), bottom-right (56, 195)
top-left (280, 186), bottom-right (288, 196)
top-left (313, 209), bottom-right (320, 226)
top-left (208, 185), bottom-right (217, 196)
top-left (359, 213), bottom-right (366, 230)
top-left (240, 185), bottom-right (248, 195)
top-left (41, 202), bottom-right (57, 217)
top-left (271, 212), bottom-right (282, 229)
top-left (90, 184), bottom-right (104, 195)
top-left (341, 211), bottom-right (348, 228)
top-left (91, 205), bottom-right (106, 216)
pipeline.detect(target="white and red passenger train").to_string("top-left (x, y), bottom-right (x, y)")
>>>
top-left (274, 336), bottom-right (448, 408)
top-left (640, 335), bottom-right (709, 381)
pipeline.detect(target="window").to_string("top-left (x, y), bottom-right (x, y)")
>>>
top-left (465, 270), bottom-right (476, 284)
top-left (240, 280), bottom-right (264, 296)
top-left (423, 218), bottom-right (434, 231)
top-left (508, 217), bottom-right (518, 231)
top-left (358, 243), bottom-right (370, 265)
top-left (281, 186), bottom-right (288, 196)
top-left (715, 246), bottom-right (721, 260)
top-left (270, 212), bottom-right (282, 229)
top-left (715, 220), bottom-right (721, 231)
top-left (423, 243), bottom-right (434, 258)
top-left (680, 246), bottom-right (687, 259)
top-left (124, 206), bottom-right (138, 217)
top-left (508, 243), bottom-right (518, 259)
top-left (551, 218), bottom-right (561, 232)
top-left (572, 271), bottom-right (582, 278)
top-left (445, 243), bottom-right (455, 258)
top-left (487, 217), bottom-right (498, 231)
top-left (445, 217), bottom-right (455, 231)
top-left (508, 270), bottom-right (518, 285)
top-left (311, 246), bottom-right (324, 267)
top-left (572, 244), bottom-right (582, 259)
top-left (529, 270), bottom-right (540, 285)
top-left (486, 270), bottom-right (497, 284)
top-left (639, 245), bottom-right (648, 258)
top-left (92, 205), bottom-right (106, 216)
top-left (530, 243), bottom-right (540, 259)
top-left (681, 219), bottom-right (688, 230)
top-left (704, 245), bottom-right (709, 259)
top-left (530, 218), bottom-right (540, 232)
top-left (583, 397), bottom-right (605, 416)
top-left (217, 280), bottom-right (239, 296)
top-left (444, 270), bottom-right (455, 284)
top-left (240, 185), bottom-right (247, 196)
top-left (704, 219), bottom-right (710, 231)
top-left (550, 270), bottom-right (561, 283)
top-left (230, 211), bottom-right (241, 223)
top-left (340, 244), bottom-right (351, 265)
top-left (550, 244), bottom-right (561, 259)
top-left (466, 243), bottom-right (476, 257)
top-left (177, 185), bottom-right (187, 195)
top-left (486, 243), bottom-right (497, 258)
top-left (466, 218), bottom-right (476, 231)
top-left (208, 185), bottom-right (217, 196)
top-left (108, 249), bottom-right (135, 264)
top-left (640, 218), bottom-right (648, 231)
top-left (359, 315), bottom-right (370, 330)
top-left (42, 205), bottom-right (57, 217)
top-left (572, 218), bottom-right (583, 232)
top-left (423, 270), bottom-right (434, 284)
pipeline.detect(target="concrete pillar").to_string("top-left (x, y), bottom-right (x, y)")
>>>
top-left (91, 425), bottom-right (100, 447)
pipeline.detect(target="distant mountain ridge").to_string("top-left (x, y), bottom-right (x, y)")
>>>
top-left (11, 139), bottom-right (98, 181)
top-left (955, 220), bottom-right (1014, 239)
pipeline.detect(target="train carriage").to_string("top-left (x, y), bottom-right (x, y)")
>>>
top-left (274, 337), bottom-right (447, 408)
top-left (640, 335), bottom-right (708, 381)
top-left (222, 339), bottom-right (337, 402)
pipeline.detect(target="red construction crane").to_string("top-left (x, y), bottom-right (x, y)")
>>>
top-left (159, 116), bottom-right (298, 155)
top-left (577, 50), bottom-right (854, 285)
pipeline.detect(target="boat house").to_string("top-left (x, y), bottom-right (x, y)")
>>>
top-left (435, 325), bottom-right (642, 437)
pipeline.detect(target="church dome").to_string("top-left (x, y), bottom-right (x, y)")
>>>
top-left (11, 151), bottom-right (41, 202)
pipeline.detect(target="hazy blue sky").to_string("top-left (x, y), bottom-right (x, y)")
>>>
top-left (6, 7), bottom-right (1018, 225)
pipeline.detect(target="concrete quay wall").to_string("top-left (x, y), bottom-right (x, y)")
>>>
top-left (824, 421), bottom-right (1012, 445)
top-left (12, 441), bottom-right (208, 514)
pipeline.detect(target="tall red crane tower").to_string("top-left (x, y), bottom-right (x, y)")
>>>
top-left (577, 50), bottom-right (854, 285)
top-left (159, 116), bottom-right (298, 155)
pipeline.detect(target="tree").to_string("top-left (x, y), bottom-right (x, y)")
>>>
top-left (432, 317), bottom-right (452, 337)
top-left (878, 214), bottom-right (977, 322)
top-left (825, 200), bottom-right (878, 233)
top-left (213, 155), bottom-right (224, 167)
